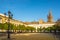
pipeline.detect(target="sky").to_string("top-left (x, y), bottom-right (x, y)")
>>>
top-left (0, 0), bottom-right (60, 22)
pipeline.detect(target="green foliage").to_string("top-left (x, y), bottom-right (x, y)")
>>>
top-left (0, 23), bottom-right (3, 29)
top-left (0, 23), bottom-right (8, 30)
top-left (26, 26), bottom-right (36, 32)
top-left (3, 23), bottom-right (8, 30)
top-left (0, 23), bottom-right (36, 32)
top-left (18, 25), bottom-right (26, 30)
top-left (37, 27), bottom-right (42, 32)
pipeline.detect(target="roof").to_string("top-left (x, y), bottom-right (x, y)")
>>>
top-left (0, 13), bottom-right (8, 17)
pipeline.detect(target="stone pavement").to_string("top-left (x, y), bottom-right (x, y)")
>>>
top-left (0, 33), bottom-right (60, 40)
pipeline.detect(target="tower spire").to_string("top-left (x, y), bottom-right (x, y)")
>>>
top-left (47, 10), bottom-right (53, 23)
top-left (49, 9), bottom-right (52, 17)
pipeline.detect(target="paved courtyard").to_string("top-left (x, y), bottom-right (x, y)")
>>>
top-left (0, 33), bottom-right (60, 40)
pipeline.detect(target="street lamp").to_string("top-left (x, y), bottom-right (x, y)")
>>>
top-left (4, 11), bottom-right (13, 39)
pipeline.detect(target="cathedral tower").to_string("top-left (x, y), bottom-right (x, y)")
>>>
top-left (47, 10), bottom-right (53, 23)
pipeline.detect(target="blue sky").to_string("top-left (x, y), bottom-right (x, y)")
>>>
top-left (0, 0), bottom-right (60, 22)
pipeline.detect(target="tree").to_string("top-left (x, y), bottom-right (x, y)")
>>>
top-left (18, 25), bottom-right (26, 32)
top-left (54, 19), bottom-right (60, 32)
top-left (37, 27), bottom-right (42, 32)
top-left (26, 26), bottom-right (36, 32)
top-left (3, 23), bottom-right (8, 30)
top-left (0, 23), bottom-right (3, 29)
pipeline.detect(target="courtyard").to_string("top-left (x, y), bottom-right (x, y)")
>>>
top-left (0, 33), bottom-right (60, 40)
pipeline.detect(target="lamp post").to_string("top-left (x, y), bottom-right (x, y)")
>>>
top-left (4, 11), bottom-right (13, 39)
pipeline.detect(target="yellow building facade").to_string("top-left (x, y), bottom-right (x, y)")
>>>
top-left (0, 13), bottom-right (23, 26)
top-left (0, 10), bottom-right (55, 29)
top-left (0, 10), bottom-right (56, 32)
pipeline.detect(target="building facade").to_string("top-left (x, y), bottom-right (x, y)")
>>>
top-left (0, 10), bottom-right (55, 30)
top-left (0, 13), bottom-right (23, 26)
top-left (23, 10), bottom-right (55, 30)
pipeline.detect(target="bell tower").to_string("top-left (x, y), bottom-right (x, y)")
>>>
top-left (47, 10), bottom-right (53, 23)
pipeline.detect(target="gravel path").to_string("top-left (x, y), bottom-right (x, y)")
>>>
top-left (0, 33), bottom-right (60, 40)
